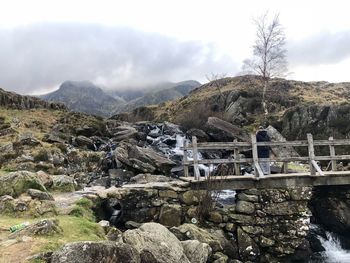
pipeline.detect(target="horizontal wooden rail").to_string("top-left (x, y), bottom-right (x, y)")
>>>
top-left (182, 139), bottom-right (350, 150)
top-left (182, 133), bottom-right (350, 180)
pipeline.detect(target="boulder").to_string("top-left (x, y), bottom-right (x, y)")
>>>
top-left (51, 175), bottom-right (76, 192)
top-left (171, 223), bottom-right (238, 257)
top-left (27, 188), bottom-right (54, 200)
top-left (73, 136), bottom-right (95, 150)
top-left (186, 128), bottom-right (210, 142)
top-left (113, 126), bottom-right (138, 141)
top-left (0, 171), bottom-right (47, 197)
top-left (51, 241), bottom-right (141, 263)
top-left (266, 125), bottom-right (299, 158)
top-left (123, 222), bottom-right (190, 263)
top-left (114, 143), bottom-right (175, 175)
top-left (204, 117), bottom-right (249, 142)
top-left (181, 240), bottom-right (211, 263)
top-left (159, 204), bottom-right (182, 227)
top-left (9, 219), bottom-right (62, 238)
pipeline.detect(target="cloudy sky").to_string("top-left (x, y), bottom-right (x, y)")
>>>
top-left (1, 0), bottom-right (350, 94)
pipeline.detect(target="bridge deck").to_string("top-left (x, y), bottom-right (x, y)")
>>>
top-left (179, 171), bottom-right (350, 190)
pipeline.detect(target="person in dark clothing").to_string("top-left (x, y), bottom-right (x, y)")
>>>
top-left (256, 127), bottom-right (271, 175)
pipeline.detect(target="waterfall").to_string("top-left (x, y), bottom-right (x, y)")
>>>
top-left (310, 224), bottom-right (350, 262)
top-left (318, 232), bottom-right (350, 262)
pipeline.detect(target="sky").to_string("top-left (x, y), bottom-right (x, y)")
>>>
top-left (1, 0), bottom-right (350, 94)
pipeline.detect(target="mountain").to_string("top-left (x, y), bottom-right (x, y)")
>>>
top-left (113, 80), bottom-right (201, 113)
top-left (40, 81), bottom-right (125, 117)
top-left (40, 80), bottom-right (200, 117)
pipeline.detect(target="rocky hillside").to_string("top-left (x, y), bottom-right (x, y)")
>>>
top-left (40, 81), bottom-right (124, 117)
top-left (114, 75), bottom-right (350, 141)
top-left (0, 88), bottom-right (65, 110)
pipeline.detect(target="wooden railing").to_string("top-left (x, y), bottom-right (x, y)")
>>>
top-left (182, 134), bottom-right (350, 180)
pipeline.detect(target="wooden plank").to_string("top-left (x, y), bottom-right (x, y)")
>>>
top-left (313, 139), bottom-right (350, 146)
top-left (311, 160), bottom-right (324, 176)
top-left (192, 136), bottom-right (200, 180)
top-left (329, 137), bottom-right (337, 171)
top-left (233, 139), bottom-right (240, 175)
top-left (183, 141), bottom-right (189, 177)
top-left (183, 155), bottom-right (350, 166)
top-left (282, 162), bottom-right (288, 174)
top-left (307, 133), bottom-right (316, 176)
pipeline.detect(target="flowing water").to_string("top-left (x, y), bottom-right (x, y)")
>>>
top-left (310, 224), bottom-right (350, 262)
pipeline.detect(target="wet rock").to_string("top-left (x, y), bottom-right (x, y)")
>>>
top-left (27, 188), bottom-right (54, 201)
top-left (51, 241), bottom-right (141, 263)
top-left (0, 171), bottom-right (47, 197)
top-left (159, 204), bottom-right (182, 227)
top-left (181, 240), bottom-right (211, 263)
top-left (51, 175), bottom-right (76, 192)
top-left (123, 222), bottom-right (190, 263)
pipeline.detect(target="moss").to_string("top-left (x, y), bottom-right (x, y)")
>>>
top-left (68, 198), bottom-right (95, 221)
top-left (0, 215), bottom-right (105, 254)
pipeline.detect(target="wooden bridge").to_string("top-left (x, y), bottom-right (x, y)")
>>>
top-left (179, 134), bottom-right (350, 190)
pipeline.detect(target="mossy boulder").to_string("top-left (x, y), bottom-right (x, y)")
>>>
top-left (51, 175), bottom-right (76, 192)
top-left (0, 171), bottom-right (47, 197)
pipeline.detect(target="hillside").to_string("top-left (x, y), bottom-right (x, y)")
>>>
top-left (41, 81), bottom-right (125, 117)
top-left (115, 80), bottom-right (201, 113)
top-left (0, 88), bottom-right (65, 110)
top-left (113, 75), bottom-right (350, 140)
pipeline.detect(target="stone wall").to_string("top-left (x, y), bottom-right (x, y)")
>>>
top-left (98, 179), bottom-right (313, 262)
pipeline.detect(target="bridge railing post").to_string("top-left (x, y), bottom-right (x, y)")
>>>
top-left (307, 133), bottom-right (316, 175)
top-left (251, 134), bottom-right (264, 177)
top-left (233, 139), bottom-right (240, 176)
top-left (329, 136), bottom-right (337, 171)
top-left (183, 141), bottom-right (189, 177)
top-left (192, 136), bottom-right (200, 180)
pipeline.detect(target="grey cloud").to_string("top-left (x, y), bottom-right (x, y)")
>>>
top-left (288, 30), bottom-right (350, 66)
top-left (0, 23), bottom-right (237, 94)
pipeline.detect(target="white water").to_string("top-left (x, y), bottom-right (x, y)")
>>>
top-left (318, 231), bottom-right (350, 262)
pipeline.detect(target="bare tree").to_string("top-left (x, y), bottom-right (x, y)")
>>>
top-left (243, 12), bottom-right (287, 114)
top-left (205, 72), bottom-right (227, 107)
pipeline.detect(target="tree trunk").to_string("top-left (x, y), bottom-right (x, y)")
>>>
top-left (262, 80), bottom-right (268, 115)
